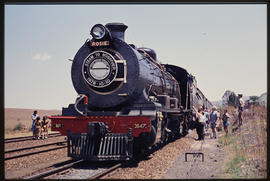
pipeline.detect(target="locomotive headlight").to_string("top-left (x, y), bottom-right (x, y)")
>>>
top-left (91, 24), bottom-right (106, 40)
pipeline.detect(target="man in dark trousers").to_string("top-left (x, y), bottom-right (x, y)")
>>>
top-left (210, 106), bottom-right (219, 139)
top-left (237, 94), bottom-right (244, 126)
top-left (31, 110), bottom-right (38, 137)
top-left (194, 106), bottom-right (206, 140)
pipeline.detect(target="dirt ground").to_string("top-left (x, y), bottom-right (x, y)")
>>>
top-left (165, 106), bottom-right (267, 179)
top-left (164, 129), bottom-right (226, 179)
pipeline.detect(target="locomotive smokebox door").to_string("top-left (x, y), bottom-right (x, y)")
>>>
top-left (87, 122), bottom-right (108, 137)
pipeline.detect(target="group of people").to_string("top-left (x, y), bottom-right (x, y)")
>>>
top-left (31, 110), bottom-right (49, 140)
top-left (193, 93), bottom-right (245, 141)
top-left (194, 106), bottom-right (231, 140)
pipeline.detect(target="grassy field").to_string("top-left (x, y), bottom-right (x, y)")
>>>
top-left (218, 105), bottom-right (267, 178)
top-left (4, 108), bottom-right (61, 138)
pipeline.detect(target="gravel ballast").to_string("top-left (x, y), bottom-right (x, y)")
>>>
top-left (4, 136), bottom-right (69, 179)
top-left (103, 130), bottom-right (198, 179)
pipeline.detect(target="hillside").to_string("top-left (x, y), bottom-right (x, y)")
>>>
top-left (4, 108), bottom-right (61, 133)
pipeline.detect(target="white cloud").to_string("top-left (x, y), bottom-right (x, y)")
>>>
top-left (32, 53), bottom-right (51, 61)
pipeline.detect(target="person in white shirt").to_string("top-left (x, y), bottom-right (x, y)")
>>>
top-left (238, 94), bottom-right (244, 126)
top-left (204, 109), bottom-right (210, 131)
top-left (31, 110), bottom-right (38, 137)
top-left (194, 106), bottom-right (206, 140)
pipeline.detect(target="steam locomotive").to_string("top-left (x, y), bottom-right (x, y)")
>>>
top-left (49, 22), bottom-right (213, 161)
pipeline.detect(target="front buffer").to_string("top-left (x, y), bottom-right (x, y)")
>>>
top-left (49, 115), bottom-right (151, 161)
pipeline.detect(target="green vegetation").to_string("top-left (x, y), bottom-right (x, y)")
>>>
top-left (249, 96), bottom-right (259, 102)
top-left (13, 122), bottom-right (24, 131)
top-left (219, 105), bottom-right (267, 178)
top-left (225, 153), bottom-right (246, 178)
top-left (218, 134), bottom-right (235, 147)
top-left (228, 92), bottom-right (238, 107)
top-left (219, 131), bottom-right (246, 178)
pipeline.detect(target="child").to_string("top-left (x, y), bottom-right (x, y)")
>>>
top-left (41, 116), bottom-right (49, 139)
top-left (34, 116), bottom-right (42, 139)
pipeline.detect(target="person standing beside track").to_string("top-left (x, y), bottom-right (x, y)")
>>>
top-left (237, 94), bottom-right (244, 126)
top-left (210, 106), bottom-right (219, 139)
top-left (204, 109), bottom-right (210, 131)
top-left (31, 110), bottom-right (38, 138)
top-left (222, 109), bottom-right (230, 136)
top-left (41, 116), bottom-right (49, 139)
top-left (194, 106), bottom-right (206, 140)
top-left (34, 116), bottom-right (42, 139)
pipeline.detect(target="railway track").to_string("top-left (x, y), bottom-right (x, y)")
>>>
top-left (5, 133), bottom-right (62, 143)
top-left (6, 130), bottom-right (202, 179)
top-left (23, 137), bottom-right (177, 179)
top-left (89, 163), bottom-right (122, 179)
top-left (5, 141), bottom-right (67, 161)
top-left (9, 133), bottom-right (187, 179)
top-left (24, 159), bottom-right (122, 180)
top-left (5, 141), bottom-right (66, 154)
top-left (5, 141), bottom-right (67, 160)
top-left (25, 160), bottom-right (85, 179)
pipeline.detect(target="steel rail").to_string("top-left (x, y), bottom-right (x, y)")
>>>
top-left (4, 133), bottom-right (61, 141)
top-left (5, 146), bottom-right (67, 161)
top-left (87, 138), bottom-right (171, 179)
top-left (25, 160), bottom-right (84, 180)
top-left (24, 135), bottom-right (171, 179)
top-left (4, 133), bottom-right (62, 143)
top-left (5, 141), bottom-right (66, 154)
top-left (88, 163), bottom-right (122, 179)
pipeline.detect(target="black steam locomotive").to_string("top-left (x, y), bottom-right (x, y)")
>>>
top-left (50, 22), bottom-right (212, 161)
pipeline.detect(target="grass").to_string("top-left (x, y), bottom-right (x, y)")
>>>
top-left (13, 122), bottom-right (25, 131)
top-left (218, 133), bottom-right (235, 147)
top-left (225, 153), bottom-right (246, 178)
top-left (218, 128), bottom-right (246, 178)
top-left (219, 105), bottom-right (267, 179)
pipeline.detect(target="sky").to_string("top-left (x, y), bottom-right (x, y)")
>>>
top-left (4, 4), bottom-right (267, 110)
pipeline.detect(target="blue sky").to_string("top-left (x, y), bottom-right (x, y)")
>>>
top-left (5, 4), bottom-right (267, 110)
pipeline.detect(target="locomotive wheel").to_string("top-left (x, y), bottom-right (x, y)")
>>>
top-left (171, 118), bottom-right (181, 138)
top-left (133, 122), bottom-right (157, 156)
top-left (180, 121), bottom-right (188, 136)
top-left (160, 115), bottom-right (169, 143)
top-left (133, 144), bottom-right (145, 156)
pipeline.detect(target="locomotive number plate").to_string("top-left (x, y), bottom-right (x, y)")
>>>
top-left (134, 123), bottom-right (147, 129)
